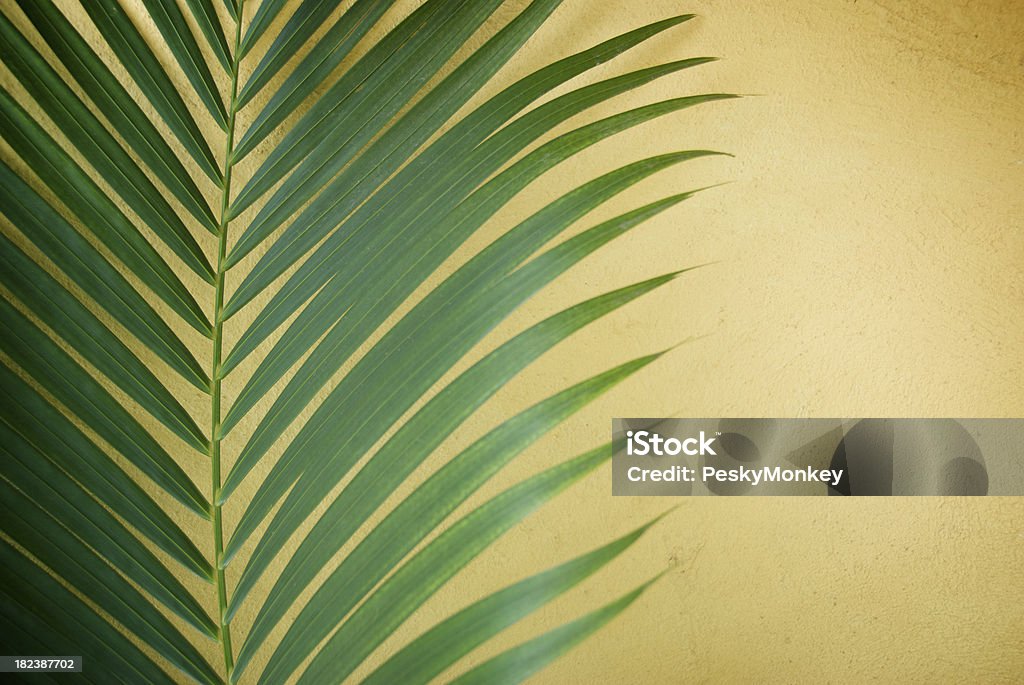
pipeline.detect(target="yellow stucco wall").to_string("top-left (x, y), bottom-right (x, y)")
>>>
top-left (357, 2), bottom-right (1024, 682)
top-left (2, 0), bottom-right (1021, 682)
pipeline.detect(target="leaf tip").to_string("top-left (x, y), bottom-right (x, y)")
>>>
top-left (643, 567), bottom-right (673, 590)
top-left (660, 331), bottom-right (715, 357)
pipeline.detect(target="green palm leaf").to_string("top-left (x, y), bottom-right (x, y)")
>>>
top-left (362, 515), bottom-right (668, 685)
top-left (18, 0), bottom-right (220, 231)
top-left (76, 0), bottom-right (224, 178)
top-left (449, 577), bottom-right (662, 685)
top-left (0, 1), bottom-right (734, 682)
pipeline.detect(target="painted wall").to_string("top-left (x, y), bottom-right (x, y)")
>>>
top-left (408, 1), bottom-right (1024, 682)
top-left (3, 0), bottom-right (1021, 682)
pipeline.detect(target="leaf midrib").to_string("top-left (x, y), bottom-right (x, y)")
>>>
top-left (208, 1), bottom-right (246, 681)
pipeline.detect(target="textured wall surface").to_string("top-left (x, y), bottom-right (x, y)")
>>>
top-left (432, 1), bottom-right (1024, 682)
top-left (3, 0), bottom-right (1021, 682)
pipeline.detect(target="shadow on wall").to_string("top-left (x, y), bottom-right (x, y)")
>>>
top-left (829, 419), bottom-right (988, 496)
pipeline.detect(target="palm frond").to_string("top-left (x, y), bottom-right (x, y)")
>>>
top-left (19, 0), bottom-right (220, 229)
top-left (363, 515), bottom-right (666, 685)
top-left (449, 577), bottom-right (662, 685)
top-left (77, 0), bottom-right (224, 177)
top-left (0, 1), bottom-right (734, 682)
